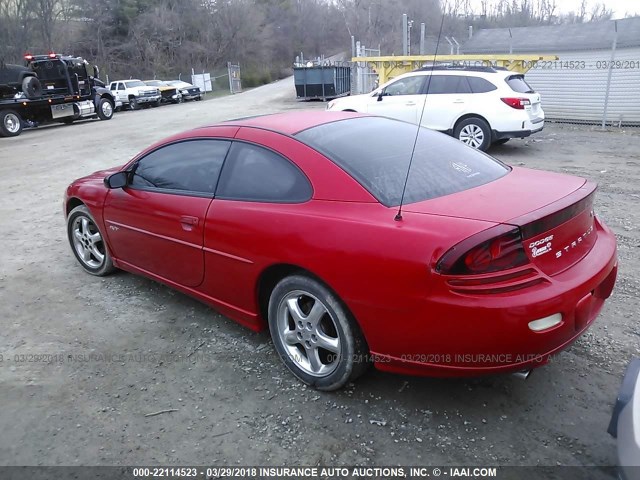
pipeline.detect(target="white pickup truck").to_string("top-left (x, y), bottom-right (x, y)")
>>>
top-left (108, 79), bottom-right (161, 110)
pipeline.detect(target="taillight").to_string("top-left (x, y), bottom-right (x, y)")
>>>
top-left (501, 97), bottom-right (531, 109)
top-left (436, 225), bottom-right (529, 275)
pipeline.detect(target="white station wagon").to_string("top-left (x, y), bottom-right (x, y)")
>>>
top-left (327, 65), bottom-right (544, 151)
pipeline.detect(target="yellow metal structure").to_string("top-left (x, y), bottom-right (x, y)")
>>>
top-left (351, 55), bottom-right (560, 85)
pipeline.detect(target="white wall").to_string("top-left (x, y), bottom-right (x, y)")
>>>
top-left (524, 47), bottom-right (640, 125)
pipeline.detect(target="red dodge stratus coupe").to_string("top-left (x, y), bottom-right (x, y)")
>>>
top-left (64, 111), bottom-right (618, 390)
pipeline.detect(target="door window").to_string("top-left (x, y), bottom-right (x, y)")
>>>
top-left (383, 76), bottom-right (426, 96)
top-left (216, 142), bottom-right (312, 203)
top-left (130, 140), bottom-right (231, 195)
top-left (424, 75), bottom-right (472, 94)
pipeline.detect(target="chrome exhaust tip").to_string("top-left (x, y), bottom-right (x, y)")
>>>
top-left (512, 369), bottom-right (532, 380)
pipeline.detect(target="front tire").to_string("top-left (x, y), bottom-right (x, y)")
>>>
top-left (0, 110), bottom-right (23, 137)
top-left (268, 275), bottom-right (369, 391)
top-left (67, 205), bottom-right (115, 276)
top-left (96, 97), bottom-right (114, 120)
top-left (454, 117), bottom-right (491, 151)
top-left (129, 97), bottom-right (140, 111)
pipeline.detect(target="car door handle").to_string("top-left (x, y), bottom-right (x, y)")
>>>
top-left (453, 99), bottom-right (465, 104)
top-left (180, 215), bottom-right (199, 231)
top-left (405, 101), bottom-right (416, 106)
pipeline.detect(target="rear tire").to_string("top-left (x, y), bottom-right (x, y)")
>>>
top-left (0, 110), bottom-right (23, 137)
top-left (268, 275), bottom-right (370, 391)
top-left (454, 117), bottom-right (491, 151)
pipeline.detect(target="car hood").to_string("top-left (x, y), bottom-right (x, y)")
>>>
top-left (75, 166), bottom-right (122, 185)
top-left (133, 86), bottom-right (158, 93)
top-left (330, 93), bottom-right (372, 108)
top-left (403, 166), bottom-right (586, 223)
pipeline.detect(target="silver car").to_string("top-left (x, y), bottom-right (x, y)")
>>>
top-left (609, 358), bottom-right (640, 480)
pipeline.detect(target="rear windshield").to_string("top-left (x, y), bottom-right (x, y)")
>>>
top-left (31, 60), bottom-right (67, 81)
top-left (296, 117), bottom-right (509, 207)
top-left (506, 75), bottom-right (535, 93)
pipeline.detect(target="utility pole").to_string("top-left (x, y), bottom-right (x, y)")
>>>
top-left (408, 20), bottom-right (414, 55)
top-left (402, 14), bottom-right (408, 55)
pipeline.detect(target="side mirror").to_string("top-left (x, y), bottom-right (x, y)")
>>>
top-left (104, 171), bottom-right (128, 189)
top-left (93, 65), bottom-right (100, 79)
top-left (377, 91), bottom-right (384, 102)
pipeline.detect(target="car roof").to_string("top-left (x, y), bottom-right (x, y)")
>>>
top-left (147, 112), bottom-right (369, 151)
top-left (374, 67), bottom-right (517, 91)
top-left (220, 111), bottom-right (368, 136)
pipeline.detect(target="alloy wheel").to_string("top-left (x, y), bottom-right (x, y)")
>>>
top-left (459, 124), bottom-right (485, 149)
top-left (4, 113), bottom-right (20, 134)
top-left (71, 216), bottom-right (106, 269)
top-left (276, 290), bottom-right (341, 377)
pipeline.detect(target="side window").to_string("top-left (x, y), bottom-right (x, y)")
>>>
top-left (383, 76), bottom-right (425, 96)
top-left (110, 83), bottom-right (116, 91)
top-left (506, 75), bottom-right (535, 93)
top-left (130, 140), bottom-right (231, 195)
top-left (216, 142), bottom-right (312, 203)
top-left (468, 76), bottom-right (498, 93)
top-left (118, 82), bottom-right (125, 90)
top-left (424, 75), bottom-right (471, 94)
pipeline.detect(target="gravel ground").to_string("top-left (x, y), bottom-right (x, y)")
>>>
top-left (0, 78), bottom-right (638, 473)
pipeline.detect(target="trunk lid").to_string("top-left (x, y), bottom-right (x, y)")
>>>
top-left (406, 167), bottom-right (597, 275)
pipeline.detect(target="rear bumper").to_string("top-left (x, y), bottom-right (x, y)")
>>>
top-left (365, 217), bottom-right (618, 377)
top-left (493, 120), bottom-right (544, 141)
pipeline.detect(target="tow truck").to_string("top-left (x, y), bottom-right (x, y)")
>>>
top-left (0, 53), bottom-right (119, 137)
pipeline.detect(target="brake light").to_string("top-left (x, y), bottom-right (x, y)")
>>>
top-left (24, 53), bottom-right (33, 61)
top-left (48, 52), bottom-right (57, 58)
top-left (436, 226), bottom-right (529, 275)
top-left (501, 97), bottom-right (531, 109)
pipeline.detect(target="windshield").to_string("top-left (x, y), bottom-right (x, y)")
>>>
top-left (296, 117), bottom-right (509, 207)
top-left (125, 80), bottom-right (145, 88)
top-left (145, 80), bottom-right (162, 86)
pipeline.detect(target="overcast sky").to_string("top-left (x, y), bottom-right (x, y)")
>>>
top-left (465, 0), bottom-right (640, 19)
